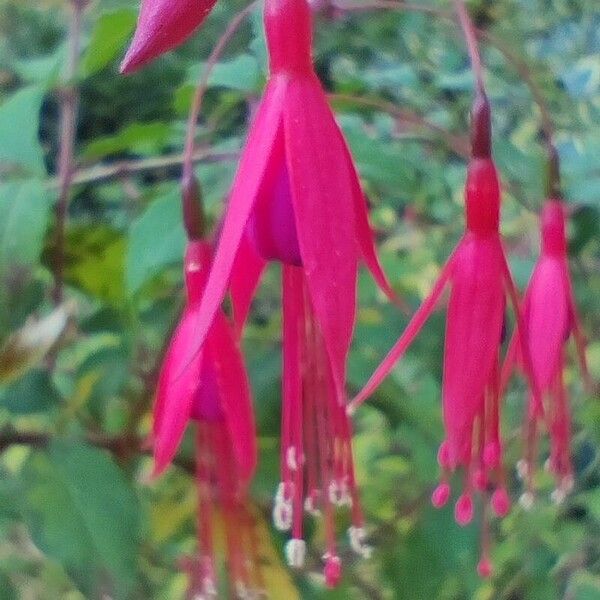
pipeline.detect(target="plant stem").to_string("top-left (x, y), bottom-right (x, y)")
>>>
top-left (329, 93), bottom-right (470, 158)
top-left (53, 0), bottom-right (85, 304)
top-left (452, 0), bottom-right (485, 95)
top-left (47, 148), bottom-right (240, 188)
top-left (182, 1), bottom-right (259, 182)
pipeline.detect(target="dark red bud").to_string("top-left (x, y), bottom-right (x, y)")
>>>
top-left (181, 172), bottom-right (205, 240)
top-left (471, 92), bottom-right (491, 159)
top-left (546, 143), bottom-right (562, 199)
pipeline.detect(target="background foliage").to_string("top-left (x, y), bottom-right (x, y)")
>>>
top-left (0, 0), bottom-right (599, 598)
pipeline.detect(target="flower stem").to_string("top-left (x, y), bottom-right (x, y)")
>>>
top-left (452, 0), bottom-right (485, 96)
top-left (182, 0), bottom-right (259, 183)
top-left (53, 0), bottom-right (85, 304)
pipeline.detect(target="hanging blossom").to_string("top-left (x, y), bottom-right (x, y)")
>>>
top-left (120, 0), bottom-right (218, 73)
top-left (181, 0), bottom-right (399, 584)
top-left (349, 94), bottom-right (540, 577)
top-left (502, 163), bottom-right (590, 506)
top-left (153, 178), bottom-right (261, 598)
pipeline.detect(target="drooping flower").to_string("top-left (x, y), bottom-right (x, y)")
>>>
top-left (502, 192), bottom-right (590, 504)
top-left (349, 94), bottom-right (539, 575)
top-left (120, 0), bottom-right (217, 74)
top-left (153, 228), bottom-right (260, 596)
top-left (180, 0), bottom-right (398, 581)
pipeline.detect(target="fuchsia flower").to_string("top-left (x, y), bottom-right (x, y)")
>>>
top-left (121, 0), bottom-right (217, 73)
top-left (153, 236), bottom-right (259, 596)
top-left (349, 95), bottom-right (539, 575)
top-left (180, 0), bottom-right (397, 582)
top-left (502, 196), bottom-right (590, 503)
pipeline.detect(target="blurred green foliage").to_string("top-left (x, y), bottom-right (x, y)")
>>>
top-left (0, 0), bottom-right (599, 598)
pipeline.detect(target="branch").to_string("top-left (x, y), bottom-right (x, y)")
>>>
top-left (329, 93), bottom-right (470, 158)
top-left (53, 0), bottom-right (85, 303)
top-left (183, 0), bottom-right (258, 181)
top-left (47, 148), bottom-right (240, 188)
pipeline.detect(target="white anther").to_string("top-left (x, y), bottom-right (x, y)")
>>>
top-left (304, 495), bottom-right (322, 517)
top-left (544, 458), bottom-right (551, 473)
top-left (348, 526), bottom-right (373, 559)
top-left (275, 482), bottom-right (286, 501)
top-left (550, 488), bottom-right (566, 505)
top-left (519, 491), bottom-right (535, 511)
top-left (562, 475), bottom-right (574, 493)
top-left (516, 459), bottom-right (529, 480)
top-left (285, 538), bottom-right (307, 568)
top-left (273, 495), bottom-right (293, 531)
top-left (187, 261), bottom-right (203, 272)
top-left (286, 446), bottom-right (302, 471)
top-left (190, 577), bottom-right (217, 600)
top-left (329, 479), bottom-right (352, 507)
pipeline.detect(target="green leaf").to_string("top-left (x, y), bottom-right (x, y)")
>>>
top-left (13, 44), bottom-right (66, 85)
top-left (126, 191), bottom-right (186, 296)
top-left (81, 9), bottom-right (137, 77)
top-left (187, 53), bottom-right (264, 93)
top-left (0, 369), bottom-right (60, 414)
top-left (566, 571), bottom-right (600, 600)
top-left (0, 179), bottom-right (52, 280)
top-left (22, 440), bottom-right (141, 596)
top-left (82, 121), bottom-right (173, 160)
top-left (60, 225), bottom-right (127, 305)
top-left (0, 86), bottom-right (46, 175)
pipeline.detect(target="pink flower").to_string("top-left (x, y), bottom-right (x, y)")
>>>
top-left (153, 239), bottom-right (259, 596)
top-left (179, 0), bottom-right (398, 581)
top-left (120, 0), bottom-right (217, 73)
top-left (349, 94), bottom-right (539, 574)
top-left (502, 198), bottom-right (589, 501)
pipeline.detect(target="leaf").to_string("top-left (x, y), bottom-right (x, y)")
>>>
top-left (22, 440), bottom-right (141, 597)
top-left (81, 9), bottom-right (137, 77)
top-left (248, 506), bottom-right (300, 600)
top-left (82, 121), bottom-right (173, 160)
top-left (566, 571), bottom-right (600, 600)
top-left (0, 179), bottom-right (52, 280)
top-left (187, 54), bottom-right (264, 93)
top-left (60, 225), bottom-right (127, 305)
top-left (126, 191), bottom-right (186, 296)
top-left (0, 302), bottom-right (75, 384)
top-left (0, 368), bottom-right (60, 414)
top-left (13, 44), bottom-right (66, 85)
top-left (0, 87), bottom-right (46, 175)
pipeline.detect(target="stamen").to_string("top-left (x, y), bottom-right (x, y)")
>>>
top-left (328, 479), bottom-right (352, 507)
top-left (304, 489), bottom-right (322, 516)
top-left (455, 493), bottom-right (474, 526)
top-left (273, 482), bottom-right (293, 531)
top-left (286, 445), bottom-right (301, 471)
top-left (477, 557), bottom-right (492, 578)
top-left (285, 538), bottom-right (306, 568)
top-left (519, 491), bottom-right (535, 510)
top-left (550, 488), bottom-right (566, 505)
top-left (491, 488), bottom-right (510, 517)
top-left (432, 482), bottom-right (451, 508)
top-left (516, 459), bottom-right (529, 481)
top-left (323, 553), bottom-right (342, 588)
top-left (348, 526), bottom-right (373, 559)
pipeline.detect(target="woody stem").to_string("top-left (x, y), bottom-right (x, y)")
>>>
top-left (53, 0), bottom-right (85, 303)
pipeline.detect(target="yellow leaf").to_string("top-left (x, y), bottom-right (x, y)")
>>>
top-left (0, 301), bottom-right (75, 383)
